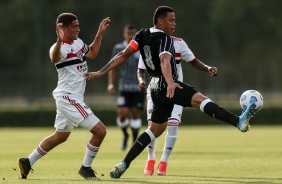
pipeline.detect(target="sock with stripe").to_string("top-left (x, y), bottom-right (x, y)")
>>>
top-left (82, 143), bottom-right (99, 167)
top-left (28, 145), bottom-right (48, 166)
top-left (160, 124), bottom-right (178, 162)
top-left (147, 138), bottom-right (157, 160)
top-left (123, 129), bottom-right (155, 168)
top-left (200, 99), bottom-right (239, 127)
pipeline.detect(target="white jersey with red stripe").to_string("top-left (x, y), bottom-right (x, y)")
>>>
top-left (138, 36), bottom-right (195, 82)
top-left (138, 37), bottom-right (195, 123)
top-left (49, 38), bottom-right (89, 101)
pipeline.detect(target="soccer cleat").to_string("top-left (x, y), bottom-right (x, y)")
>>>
top-left (18, 158), bottom-right (33, 179)
top-left (110, 162), bottom-right (127, 179)
top-left (238, 102), bottom-right (256, 132)
top-left (78, 165), bottom-right (100, 180)
top-left (144, 160), bottom-right (155, 176)
top-left (157, 161), bottom-right (168, 176)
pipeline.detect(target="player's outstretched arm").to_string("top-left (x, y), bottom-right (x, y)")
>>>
top-left (84, 46), bottom-right (135, 80)
top-left (189, 58), bottom-right (218, 77)
top-left (160, 53), bottom-right (183, 98)
top-left (86, 17), bottom-right (111, 59)
top-left (137, 69), bottom-right (147, 93)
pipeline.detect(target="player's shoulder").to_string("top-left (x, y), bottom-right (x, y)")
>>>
top-left (114, 41), bottom-right (126, 49)
top-left (171, 36), bottom-right (183, 41)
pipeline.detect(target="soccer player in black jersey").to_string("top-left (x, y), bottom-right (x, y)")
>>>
top-left (84, 6), bottom-right (256, 178)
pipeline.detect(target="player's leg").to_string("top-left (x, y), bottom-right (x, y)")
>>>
top-left (170, 81), bottom-right (255, 132)
top-left (158, 105), bottom-right (182, 176)
top-left (117, 92), bottom-right (130, 150)
top-left (129, 92), bottom-right (145, 143)
top-left (144, 92), bottom-right (157, 176)
top-left (110, 100), bottom-right (174, 179)
top-left (78, 113), bottom-right (106, 180)
top-left (18, 113), bottom-right (73, 179)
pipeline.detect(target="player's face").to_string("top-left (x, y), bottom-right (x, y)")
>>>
top-left (163, 12), bottom-right (176, 35)
top-left (64, 19), bottom-right (80, 41)
top-left (123, 29), bottom-right (136, 42)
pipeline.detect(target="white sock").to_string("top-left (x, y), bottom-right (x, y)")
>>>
top-left (82, 143), bottom-right (99, 167)
top-left (160, 124), bottom-right (178, 163)
top-left (116, 118), bottom-right (130, 128)
top-left (28, 145), bottom-right (47, 166)
top-left (147, 138), bottom-right (157, 160)
top-left (130, 118), bottom-right (142, 129)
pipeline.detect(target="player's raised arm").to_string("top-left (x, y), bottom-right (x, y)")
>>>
top-left (50, 23), bottom-right (64, 63)
top-left (84, 45), bottom-right (136, 80)
top-left (189, 58), bottom-right (218, 77)
top-left (86, 17), bottom-right (111, 59)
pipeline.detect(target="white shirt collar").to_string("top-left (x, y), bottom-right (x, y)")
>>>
top-left (150, 27), bottom-right (164, 33)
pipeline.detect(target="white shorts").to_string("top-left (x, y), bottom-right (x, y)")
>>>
top-left (54, 95), bottom-right (100, 132)
top-left (146, 89), bottom-right (183, 124)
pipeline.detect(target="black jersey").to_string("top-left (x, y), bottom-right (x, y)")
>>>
top-left (112, 41), bottom-right (140, 92)
top-left (132, 28), bottom-right (178, 90)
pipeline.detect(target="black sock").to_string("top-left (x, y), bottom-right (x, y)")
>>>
top-left (121, 127), bottom-right (129, 139)
top-left (131, 128), bottom-right (139, 144)
top-left (203, 102), bottom-right (239, 127)
top-left (123, 132), bottom-right (151, 168)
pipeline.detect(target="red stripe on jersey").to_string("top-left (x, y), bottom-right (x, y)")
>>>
top-left (129, 40), bottom-right (139, 51)
top-left (66, 53), bottom-right (77, 59)
top-left (62, 40), bottom-right (72, 45)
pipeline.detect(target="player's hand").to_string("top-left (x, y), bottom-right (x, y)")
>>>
top-left (107, 84), bottom-right (116, 95)
top-left (166, 81), bottom-right (183, 98)
top-left (208, 66), bottom-right (218, 78)
top-left (98, 17), bottom-right (111, 34)
top-left (138, 83), bottom-right (147, 93)
top-left (56, 23), bottom-right (64, 41)
top-left (84, 71), bottom-right (102, 80)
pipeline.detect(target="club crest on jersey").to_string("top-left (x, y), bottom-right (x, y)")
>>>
top-left (76, 50), bottom-right (84, 61)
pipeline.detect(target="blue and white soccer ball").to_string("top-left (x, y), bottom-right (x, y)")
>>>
top-left (240, 90), bottom-right (263, 113)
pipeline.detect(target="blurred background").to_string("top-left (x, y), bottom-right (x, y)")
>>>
top-left (0, 0), bottom-right (281, 126)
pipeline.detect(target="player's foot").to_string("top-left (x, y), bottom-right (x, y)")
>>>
top-left (121, 135), bottom-right (129, 150)
top-left (18, 158), bottom-right (33, 179)
top-left (144, 160), bottom-right (155, 176)
top-left (78, 165), bottom-right (100, 180)
top-left (157, 161), bottom-right (168, 176)
top-left (238, 102), bottom-right (256, 132)
top-left (110, 162), bottom-right (127, 179)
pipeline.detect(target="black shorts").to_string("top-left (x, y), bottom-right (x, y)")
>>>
top-left (117, 91), bottom-right (145, 110)
top-left (151, 81), bottom-right (198, 123)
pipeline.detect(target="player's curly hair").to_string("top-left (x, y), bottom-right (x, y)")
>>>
top-left (153, 6), bottom-right (174, 25)
top-left (56, 13), bottom-right (77, 26)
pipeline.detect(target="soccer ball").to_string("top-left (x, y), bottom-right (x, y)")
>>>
top-left (240, 90), bottom-right (263, 112)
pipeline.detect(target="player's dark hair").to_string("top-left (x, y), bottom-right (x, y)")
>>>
top-left (153, 6), bottom-right (174, 25)
top-left (124, 24), bottom-right (136, 31)
top-left (56, 13), bottom-right (77, 26)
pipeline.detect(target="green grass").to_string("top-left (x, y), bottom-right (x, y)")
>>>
top-left (1, 126), bottom-right (282, 184)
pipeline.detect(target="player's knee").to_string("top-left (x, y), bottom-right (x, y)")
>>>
top-left (92, 123), bottom-right (107, 139)
top-left (191, 92), bottom-right (209, 108)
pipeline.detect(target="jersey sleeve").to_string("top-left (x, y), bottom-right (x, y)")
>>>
top-left (49, 43), bottom-right (67, 61)
top-left (128, 29), bottom-right (143, 52)
top-left (180, 40), bottom-right (195, 62)
top-left (159, 35), bottom-right (174, 57)
top-left (138, 55), bottom-right (146, 70)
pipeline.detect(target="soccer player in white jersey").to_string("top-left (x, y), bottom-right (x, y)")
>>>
top-left (17, 13), bottom-right (110, 180)
top-left (138, 36), bottom-right (214, 176)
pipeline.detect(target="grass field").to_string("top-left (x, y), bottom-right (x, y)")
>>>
top-left (0, 126), bottom-right (282, 184)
